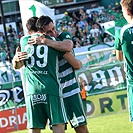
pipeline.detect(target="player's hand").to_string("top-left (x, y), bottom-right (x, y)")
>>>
top-left (28, 35), bottom-right (46, 45)
top-left (18, 52), bottom-right (27, 61)
top-left (15, 46), bottom-right (27, 61)
top-left (28, 36), bottom-right (37, 45)
top-left (14, 51), bottom-right (27, 62)
top-left (16, 45), bottom-right (21, 52)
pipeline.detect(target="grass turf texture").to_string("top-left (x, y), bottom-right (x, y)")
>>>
top-left (11, 111), bottom-right (133, 133)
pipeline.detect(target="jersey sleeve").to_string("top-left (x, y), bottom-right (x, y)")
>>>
top-left (58, 31), bottom-right (72, 41)
top-left (114, 30), bottom-right (122, 50)
top-left (20, 36), bottom-right (31, 52)
top-left (55, 38), bottom-right (60, 41)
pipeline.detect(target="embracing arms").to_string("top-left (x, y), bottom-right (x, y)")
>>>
top-left (28, 35), bottom-right (73, 52)
top-left (12, 46), bottom-right (27, 69)
top-left (63, 52), bottom-right (82, 70)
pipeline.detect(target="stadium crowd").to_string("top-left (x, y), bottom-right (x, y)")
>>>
top-left (55, 3), bottom-right (122, 48)
top-left (0, 3), bottom-right (122, 61)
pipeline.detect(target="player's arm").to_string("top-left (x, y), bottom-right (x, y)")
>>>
top-left (12, 46), bottom-right (27, 69)
top-left (63, 52), bottom-right (82, 70)
top-left (114, 29), bottom-right (123, 61)
top-left (45, 38), bottom-right (73, 52)
top-left (12, 54), bottom-right (24, 69)
top-left (28, 35), bottom-right (73, 52)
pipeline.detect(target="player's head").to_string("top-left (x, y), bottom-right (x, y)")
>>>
top-left (26, 17), bottom-right (38, 34)
top-left (36, 15), bottom-right (57, 37)
top-left (120, 0), bottom-right (133, 23)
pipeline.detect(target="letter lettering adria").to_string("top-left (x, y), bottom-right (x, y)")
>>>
top-left (0, 117), bottom-right (8, 128)
top-left (22, 112), bottom-right (27, 124)
top-left (9, 116), bottom-right (16, 126)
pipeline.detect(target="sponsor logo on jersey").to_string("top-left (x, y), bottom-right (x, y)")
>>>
top-left (70, 115), bottom-right (85, 126)
top-left (28, 71), bottom-right (48, 75)
top-left (66, 35), bottom-right (71, 38)
top-left (77, 115), bottom-right (85, 123)
top-left (32, 94), bottom-right (47, 105)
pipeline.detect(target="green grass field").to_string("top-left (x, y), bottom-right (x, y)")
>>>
top-left (11, 111), bottom-right (133, 133)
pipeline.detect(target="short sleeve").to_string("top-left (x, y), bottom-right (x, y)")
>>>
top-left (114, 30), bottom-right (122, 50)
top-left (58, 31), bottom-right (72, 41)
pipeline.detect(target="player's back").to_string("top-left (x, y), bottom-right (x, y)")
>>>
top-left (20, 34), bottom-right (61, 96)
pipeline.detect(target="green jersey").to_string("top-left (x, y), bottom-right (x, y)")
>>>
top-left (114, 24), bottom-right (133, 83)
top-left (58, 31), bottom-right (80, 98)
top-left (20, 34), bottom-right (61, 96)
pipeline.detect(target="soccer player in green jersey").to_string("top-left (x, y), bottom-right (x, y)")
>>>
top-left (114, 0), bottom-right (133, 122)
top-left (31, 15), bottom-right (89, 133)
top-left (57, 31), bottom-right (88, 133)
top-left (13, 17), bottom-right (71, 133)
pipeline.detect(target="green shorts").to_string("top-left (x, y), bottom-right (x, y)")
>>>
top-left (63, 93), bottom-right (87, 128)
top-left (26, 94), bottom-right (67, 129)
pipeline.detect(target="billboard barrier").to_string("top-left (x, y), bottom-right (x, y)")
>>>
top-left (0, 107), bottom-right (27, 133)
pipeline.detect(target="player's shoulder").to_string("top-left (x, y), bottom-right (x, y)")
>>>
top-left (20, 35), bottom-right (31, 41)
top-left (121, 24), bottom-right (133, 34)
top-left (20, 35), bottom-right (31, 44)
top-left (43, 34), bottom-right (53, 40)
top-left (59, 31), bottom-right (72, 40)
top-left (55, 37), bottom-right (60, 41)
top-left (120, 24), bottom-right (133, 40)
